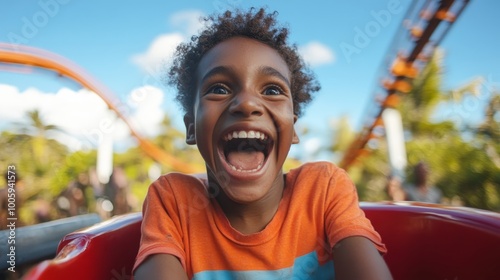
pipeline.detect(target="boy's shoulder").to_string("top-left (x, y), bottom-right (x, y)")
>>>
top-left (157, 171), bottom-right (205, 182)
top-left (151, 172), bottom-right (208, 195)
top-left (285, 161), bottom-right (355, 205)
top-left (286, 161), bottom-right (349, 192)
top-left (288, 161), bottom-right (342, 178)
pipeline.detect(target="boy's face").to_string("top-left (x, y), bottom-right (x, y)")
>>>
top-left (185, 36), bottom-right (299, 204)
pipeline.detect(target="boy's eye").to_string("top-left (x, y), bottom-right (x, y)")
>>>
top-left (207, 84), bottom-right (230, 95)
top-left (263, 86), bottom-right (284, 96)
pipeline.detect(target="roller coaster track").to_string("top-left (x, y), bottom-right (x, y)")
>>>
top-left (0, 43), bottom-right (198, 173)
top-left (0, 0), bottom-right (470, 173)
top-left (339, 0), bottom-right (470, 170)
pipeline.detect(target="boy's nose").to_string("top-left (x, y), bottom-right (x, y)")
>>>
top-left (228, 92), bottom-right (263, 118)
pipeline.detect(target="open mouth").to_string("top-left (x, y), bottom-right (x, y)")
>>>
top-left (219, 130), bottom-right (272, 173)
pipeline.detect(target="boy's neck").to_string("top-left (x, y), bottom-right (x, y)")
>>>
top-left (215, 175), bottom-right (286, 235)
top-left (223, 200), bottom-right (281, 234)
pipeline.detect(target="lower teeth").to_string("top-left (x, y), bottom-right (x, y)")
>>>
top-left (229, 164), bottom-right (262, 172)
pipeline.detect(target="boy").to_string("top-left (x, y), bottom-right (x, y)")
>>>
top-left (134, 8), bottom-right (392, 280)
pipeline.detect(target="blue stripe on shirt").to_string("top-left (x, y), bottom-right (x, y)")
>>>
top-left (192, 251), bottom-right (335, 279)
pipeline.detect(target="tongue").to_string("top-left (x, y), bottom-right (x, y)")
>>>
top-left (227, 150), bottom-right (264, 170)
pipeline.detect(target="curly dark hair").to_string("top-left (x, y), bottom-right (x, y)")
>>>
top-left (167, 7), bottom-right (320, 118)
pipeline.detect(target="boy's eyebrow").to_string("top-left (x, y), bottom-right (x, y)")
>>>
top-left (258, 66), bottom-right (291, 88)
top-left (200, 65), bottom-right (291, 88)
top-left (200, 66), bottom-right (233, 84)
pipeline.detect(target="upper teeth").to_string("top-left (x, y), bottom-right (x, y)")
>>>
top-left (224, 130), bottom-right (267, 141)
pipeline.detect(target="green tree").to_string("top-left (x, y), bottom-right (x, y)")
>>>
top-left (399, 50), bottom-right (499, 210)
top-left (18, 110), bottom-right (61, 166)
top-left (0, 130), bottom-right (69, 224)
top-left (476, 92), bottom-right (500, 169)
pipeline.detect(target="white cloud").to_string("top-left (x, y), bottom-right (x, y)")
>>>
top-left (132, 10), bottom-right (205, 74)
top-left (1, 84), bottom-right (165, 151)
top-left (299, 41), bottom-right (335, 67)
top-left (131, 33), bottom-right (184, 74)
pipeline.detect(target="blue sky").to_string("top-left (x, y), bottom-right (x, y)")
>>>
top-left (1, 0), bottom-right (499, 162)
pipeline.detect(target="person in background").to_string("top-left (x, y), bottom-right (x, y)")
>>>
top-left (386, 162), bottom-right (443, 204)
top-left (404, 161), bottom-right (442, 204)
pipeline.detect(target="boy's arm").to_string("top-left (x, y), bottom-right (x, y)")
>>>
top-left (332, 236), bottom-right (393, 280)
top-left (134, 254), bottom-right (188, 280)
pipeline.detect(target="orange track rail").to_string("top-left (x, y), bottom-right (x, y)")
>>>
top-left (0, 44), bottom-right (198, 173)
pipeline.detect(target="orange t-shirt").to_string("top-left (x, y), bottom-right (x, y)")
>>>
top-left (133, 161), bottom-right (386, 279)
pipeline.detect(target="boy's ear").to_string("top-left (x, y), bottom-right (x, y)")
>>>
top-left (292, 115), bottom-right (300, 144)
top-left (184, 114), bottom-right (196, 145)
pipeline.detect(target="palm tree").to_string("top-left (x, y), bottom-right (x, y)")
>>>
top-left (18, 109), bottom-right (61, 165)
